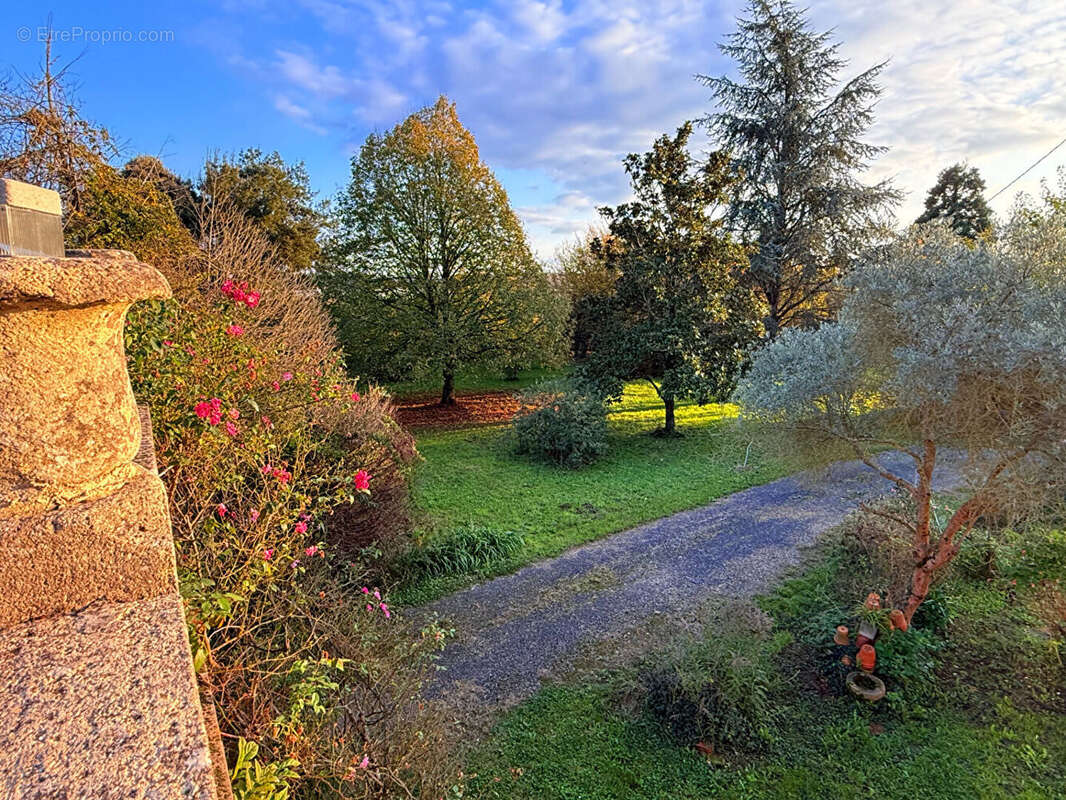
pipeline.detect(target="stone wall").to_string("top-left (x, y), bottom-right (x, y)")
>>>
top-left (0, 243), bottom-right (229, 798)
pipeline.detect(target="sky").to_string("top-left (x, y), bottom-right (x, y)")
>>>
top-left (4, 1), bottom-right (1065, 259)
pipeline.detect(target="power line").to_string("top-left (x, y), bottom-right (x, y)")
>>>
top-left (988, 135), bottom-right (1066, 202)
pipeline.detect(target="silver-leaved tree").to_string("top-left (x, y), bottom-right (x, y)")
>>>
top-left (736, 221), bottom-right (1066, 623)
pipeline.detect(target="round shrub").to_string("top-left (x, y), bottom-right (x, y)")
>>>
top-left (512, 380), bottom-right (608, 468)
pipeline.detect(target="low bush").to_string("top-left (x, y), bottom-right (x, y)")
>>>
top-left (395, 525), bottom-right (524, 581)
top-left (513, 379), bottom-right (608, 468)
top-left (632, 602), bottom-right (786, 753)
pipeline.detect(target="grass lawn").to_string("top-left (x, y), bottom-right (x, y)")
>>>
top-left (394, 382), bottom-right (784, 604)
top-left (462, 526), bottom-right (1066, 799)
top-left (385, 365), bottom-right (568, 399)
top-left (464, 685), bottom-right (1065, 799)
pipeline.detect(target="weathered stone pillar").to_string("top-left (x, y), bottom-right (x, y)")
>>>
top-left (0, 180), bottom-right (225, 800)
top-left (0, 248), bottom-right (169, 516)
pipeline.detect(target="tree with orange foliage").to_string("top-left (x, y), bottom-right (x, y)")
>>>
top-left (321, 96), bottom-right (568, 404)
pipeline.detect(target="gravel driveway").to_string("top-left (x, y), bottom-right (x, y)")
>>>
top-left (421, 452), bottom-right (962, 712)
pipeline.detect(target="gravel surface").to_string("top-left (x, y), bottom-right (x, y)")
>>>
top-left (421, 452), bottom-right (962, 712)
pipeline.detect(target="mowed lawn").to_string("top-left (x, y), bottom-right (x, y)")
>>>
top-left (398, 382), bottom-right (784, 603)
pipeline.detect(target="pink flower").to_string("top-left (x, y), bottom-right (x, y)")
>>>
top-left (271, 381), bottom-right (281, 392)
top-left (305, 545), bottom-right (318, 557)
top-left (221, 279), bottom-right (253, 305)
top-left (226, 324), bottom-right (244, 337)
top-left (379, 603), bottom-right (390, 618)
top-left (261, 463), bottom-right (274, 475)
top-left (282, 372), bottom-right (293, 382)
top-left (361, 586), bottom-right (369, 594)
top-left (244, 291), bottom-right (261, 308)
top-left (373, 589), bottom-right (381, 600)
top-left (350, 391), bottom-right (361, 402)
top-left (273, 467), bottom-right (292, 485)
top-left (229, 407), bottom-right (240, 420)
top-left (225, 421), bottom-right (239, 437)
top-left (216, 504), bottom-right (227, 518)
top-left (353, 469), bottom-right (371, 492)
top-left (163, 339), bottom-right (174, 347)
top-left (291, 560), bottom-right (299, 569)
top-left (250, 510), bottom-right (260, 524)
top-left (359, 756), bottom-right (369, 770)
top-left (196, 398), bottom-right (224, 426)
top-left (366, 603), bottom-right (373, 612)
top-left (263, 548), bottom-right (274, 560)
top-left (261, 415), bottom-right (273, 429)
top-left (294, 521), bottom-right (308, 535)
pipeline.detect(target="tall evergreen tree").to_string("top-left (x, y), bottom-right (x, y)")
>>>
top-left (915, 162), bottom-right (993, 240)
top-left (581, 123), bottom-right (763, 436)
top-left (699, 0), bottom-right (900, 337)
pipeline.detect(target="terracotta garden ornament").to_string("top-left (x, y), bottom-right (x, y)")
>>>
top-left (857, 643), bottom-right (877, 673)
top-left (834, 625), bottom-right (850, 646)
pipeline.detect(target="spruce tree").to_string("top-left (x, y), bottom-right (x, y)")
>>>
top-left (915, 162), bottom-right (993, 240)
top-left (699, 0), bottom-right (900, 337)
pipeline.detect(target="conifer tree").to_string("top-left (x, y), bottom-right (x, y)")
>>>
top-left (700, 0), bottom-right (900, 336)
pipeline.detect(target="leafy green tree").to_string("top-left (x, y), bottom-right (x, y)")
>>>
top-left (915, 162), bottom-right (993, 240)
top-left (122, 155), bottom-right (200, 233)
top-left (736, 222), bottom-right (1066, 623)
top-left (320, 96), bottom-right (568, 404)
top-left (581, 123), bottom-right (763, 435)
top-left (201, 148), bottom-right (324, 272)
top-left (555, 228), bottom-right (619, 359)
top-left (699, 0), bottom-right (900, 337)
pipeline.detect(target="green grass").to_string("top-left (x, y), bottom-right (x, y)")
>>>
top-left (395, 382), bottom-right (783, 604)
top-left (464, 684), bottom-right (1065, 800)
top-left (385, 365), bottom-right (568, 399)
top-left (462, 527), bottom-right (1066, 799)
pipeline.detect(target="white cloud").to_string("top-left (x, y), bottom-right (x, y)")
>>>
top-left (228, 0), bottom-right (1066, 253)
top-left (814, 0), bottom-right (1066, 221)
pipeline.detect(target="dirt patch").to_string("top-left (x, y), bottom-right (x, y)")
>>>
top-left (393, 390), bottom-right (525, 430)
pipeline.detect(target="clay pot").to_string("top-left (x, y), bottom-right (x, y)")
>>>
top-left (889, 609), bottom-right (908, 632)
top-left (834, 625), bottom-right (850, 646)
top-left (864, 592), bottom-right (882, 610)
top-left (857, 644), bottom-right (877, 672)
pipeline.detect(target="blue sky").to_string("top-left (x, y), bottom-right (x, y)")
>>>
top-left (4, 1), bottom-right (1066, 258)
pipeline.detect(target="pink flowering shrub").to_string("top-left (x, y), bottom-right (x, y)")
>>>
top-left (125, 240), bottom-right (454, 798)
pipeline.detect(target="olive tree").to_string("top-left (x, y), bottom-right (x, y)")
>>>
top-left (736, 222), bottom-right (1066, 623)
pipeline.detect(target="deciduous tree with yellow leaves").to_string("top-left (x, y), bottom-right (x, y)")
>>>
top-left (320, 97), bottom-right (568, 404)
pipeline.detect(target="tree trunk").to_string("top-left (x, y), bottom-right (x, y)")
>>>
top-left (903, 501), bottom-right (978, 624)
top-left (440, 367), bottom-right (456, 406)
top-left (663, 395), bottom-right (676, 435)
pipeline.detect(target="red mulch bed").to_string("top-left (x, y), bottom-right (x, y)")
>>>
top-left (392, 391), bottom-right (525, 430)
